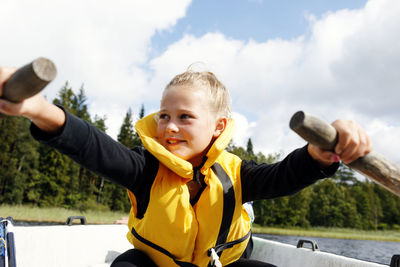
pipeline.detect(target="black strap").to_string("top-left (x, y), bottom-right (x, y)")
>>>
top-left (131, 226), bottom-right (197, 267)
top-left (211, 163), bottom-right (236, 257)
top-left (212, 230), bottom-right (251, 254)
top-left (190, 168), bottom-right (206, 206)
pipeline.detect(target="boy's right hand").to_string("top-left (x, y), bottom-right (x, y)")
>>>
top-left (0, 66), bottom-right (44, 118)
top-left (0, 66), bottom-right (23, 116)
top-left (0, 67), bottom-right (17, 96)
top-left (0, 66), bottom-right (66, 133)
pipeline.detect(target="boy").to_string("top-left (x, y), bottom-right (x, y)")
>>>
top-left (0, 67), bottom-right (371, 266)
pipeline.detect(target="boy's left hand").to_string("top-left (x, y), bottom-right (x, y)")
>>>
top-left (307, 119), bottom-right (372, 166)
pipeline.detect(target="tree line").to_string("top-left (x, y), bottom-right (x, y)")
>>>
top-left (0, 83), bottom-right (399, 230)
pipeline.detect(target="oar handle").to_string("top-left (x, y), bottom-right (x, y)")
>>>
top-left (2, 57), bottom-right (57, 102)
top-left (290, 111), bottom-right (400, 197)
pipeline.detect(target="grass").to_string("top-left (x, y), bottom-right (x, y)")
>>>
top-left (2, 205), bottom-right (400, 242)
top-left (252, 224), bottom-right (400, 242)
top-left (0, 204), bottom-right (128, 224)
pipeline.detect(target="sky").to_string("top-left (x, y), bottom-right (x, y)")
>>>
top-left (1, 0), bottom-right (400, 170)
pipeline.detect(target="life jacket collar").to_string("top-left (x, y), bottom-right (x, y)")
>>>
top-left (135, 112), bottom-right (236, 181)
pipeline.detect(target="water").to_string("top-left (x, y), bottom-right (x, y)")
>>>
top-left (255, 233), bottom-right (400, 265)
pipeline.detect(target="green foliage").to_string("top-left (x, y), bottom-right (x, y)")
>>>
top-left (0, 117), bottom-right (39, 204)
top-left (109, 107), bottom-right (145, 212)
top-left (227, 138), bottom-right (281, 164)
top-left (118, 108), bottom-right (142, 148)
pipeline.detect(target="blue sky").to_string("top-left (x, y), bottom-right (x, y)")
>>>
top-left (151, 0), bottom-right (368, 56)
top-left (1, 0), bottom-right (400, 165)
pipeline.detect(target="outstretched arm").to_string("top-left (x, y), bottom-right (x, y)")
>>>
top-left (0, 67), bottom-right (66, 134)
top-left (241, 118), bottom-right (372, 202)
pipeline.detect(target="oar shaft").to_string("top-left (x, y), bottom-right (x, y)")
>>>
top-left (290, 111), bottom-right (400, 197)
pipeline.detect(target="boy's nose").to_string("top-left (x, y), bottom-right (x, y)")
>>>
top-left (166, 121), bottom-right (179, 133)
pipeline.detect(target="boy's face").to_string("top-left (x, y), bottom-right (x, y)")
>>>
top-left (157, 85), bottom-right (221, 166)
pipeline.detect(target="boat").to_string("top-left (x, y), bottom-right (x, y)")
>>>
top-left (2, 216), bottom-right (398, 267)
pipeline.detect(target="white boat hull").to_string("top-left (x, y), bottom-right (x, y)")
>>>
top-left (9, 224), bottom-right (388, 267)
top-left (251, 236), bottom-right (387, 267)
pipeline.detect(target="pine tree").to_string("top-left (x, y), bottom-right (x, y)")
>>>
top-left (333, 163), bottom-right (358, 185)
top-left (246, 138), bottom-right (254, 157)
top-left (0, 117), bottom-right (39, 204)
top-left (118, 108), bottom-right (136, 148)
top-left (139, 104), bottom-right (145, 119)
top-left (106, 107), bottom-right (141, 211)
top-left (133, 104), bottom-right (145, 147)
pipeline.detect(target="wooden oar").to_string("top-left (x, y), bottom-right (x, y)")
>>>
top-left (1, 57), bottom-right (56, 107)
top-left (0, 57), bottom-right (56, 118)
top-left (290, 111), bottom-right (400, 197)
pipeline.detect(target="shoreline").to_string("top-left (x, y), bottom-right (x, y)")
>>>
top-left (0, 204), bottom-right (128, 225)
top-left (252, 224), bottom-right (400, 243)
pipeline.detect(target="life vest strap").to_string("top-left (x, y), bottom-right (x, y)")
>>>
top-left (131, 226), bottom-right (197, 267)
top-left (209, 230), bottom-right (252, 255)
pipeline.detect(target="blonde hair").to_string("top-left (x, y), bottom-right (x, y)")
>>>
top-left (164, 68), bottom-right (232, 119)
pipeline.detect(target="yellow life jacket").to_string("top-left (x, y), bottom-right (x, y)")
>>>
top-left (126, 113), bottom-right (252, 267)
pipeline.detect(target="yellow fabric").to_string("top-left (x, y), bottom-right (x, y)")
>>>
top-left (126, 113), bottom-right (251, 267)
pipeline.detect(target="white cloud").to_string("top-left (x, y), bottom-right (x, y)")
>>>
top-left (147, 0), bottom-right (400, 165)
top-left (1, 0), bottom-right (191, 138)
top-left (231, 112), bottom-right (257, 147)
top-left (366, 119), bottom-right (400, 164)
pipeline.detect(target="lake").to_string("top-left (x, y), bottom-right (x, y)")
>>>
top-left (255, 233), bottom-right (400, 265)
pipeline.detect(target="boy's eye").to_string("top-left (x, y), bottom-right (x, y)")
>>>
top-left (180, 114), bottom-right (191, 119)
top-left (159, 113), bottom-right (169, 120)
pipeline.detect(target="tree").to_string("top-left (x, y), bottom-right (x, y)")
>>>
top-left (107, 107), bottom-right (146, 212)
top-left (92, 115), bottom-right (108, 205)
top-left (73, 86), bottom-right (91, 122)
top-left (134, 104), bottom-right (145, 147)
top-left (333, 163), bottom-right (358, 185)
top-left (374, 184), bottom-right (400, 228)
top-left (246, 139), bottom-right (254, 157)
top-left (118, 108), bottom-right (136, 148)
top-left (308, 179), bottom-right (362, 228)
top-left (0, 117), bottom-right (39, 204)
top-left (139, 104), bottom-right (145, 119)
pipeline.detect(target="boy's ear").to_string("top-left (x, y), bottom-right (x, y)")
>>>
top-left (213, 117), bottom-right (227, 137)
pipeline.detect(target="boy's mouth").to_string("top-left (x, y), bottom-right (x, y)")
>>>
top-left (166, 138), bottom-right (185, 145)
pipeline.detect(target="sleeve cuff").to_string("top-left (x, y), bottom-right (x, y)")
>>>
top-left (305, 144), bottom-right (339, 178)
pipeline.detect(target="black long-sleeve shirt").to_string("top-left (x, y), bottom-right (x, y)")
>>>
top-left (31, 109), bottom-right (338, 205)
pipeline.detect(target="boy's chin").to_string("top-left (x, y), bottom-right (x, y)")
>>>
top-left (171, 152), bottom-right (201, 165)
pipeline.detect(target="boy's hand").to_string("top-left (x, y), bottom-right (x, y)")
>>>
top-left (0, 66), bottom-right (66, 133)
top-left (0, 66), bottom-right (22, 116)
top-left (308, 119), bottom-right (372, 166)
top-left (0, 66), bottom-right (43, 118)
top-left (0, 67), bottom-right (17, 96)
